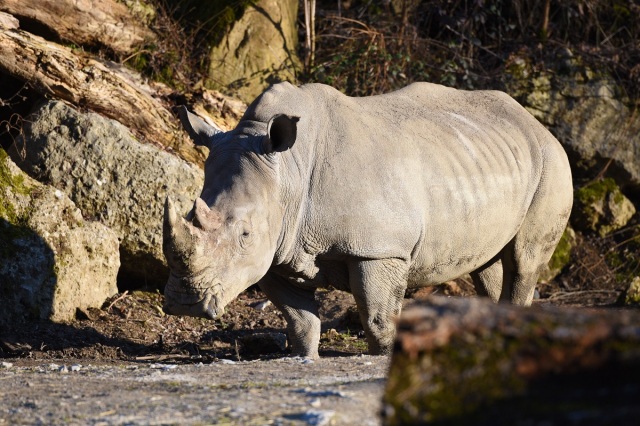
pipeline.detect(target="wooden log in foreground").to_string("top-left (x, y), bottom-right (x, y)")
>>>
top-left (0, 22), bottom-right (204, 166)
top-left (383, 297), bottom-right (640, 425)
top-left (0, 0), bottom-right (155, 55)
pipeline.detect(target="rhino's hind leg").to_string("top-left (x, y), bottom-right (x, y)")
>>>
top-left (506, 143), bottom-right (573, 306)
top-left (470, 254), bottom-right (503, 302)
top-left (506, 215), bottom-right (570, 305)
top-left (258, 273), bottom-right (321, 359)
top-left (348, 258), bottom-right (407, 355)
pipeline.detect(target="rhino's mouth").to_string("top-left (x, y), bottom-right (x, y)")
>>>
top-left (163, 282), bottom-right (221, 319)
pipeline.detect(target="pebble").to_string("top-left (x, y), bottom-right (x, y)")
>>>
top-left (251, 300), bottom-right (272, 311)
top-left (149, 363), bottom-right (178, 371)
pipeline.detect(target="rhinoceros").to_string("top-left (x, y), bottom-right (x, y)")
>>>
top-left (163, 82), bottom-right (573, 358)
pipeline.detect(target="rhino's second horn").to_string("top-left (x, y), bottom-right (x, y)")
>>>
top-left (193, 198), bottom-right (222, 232)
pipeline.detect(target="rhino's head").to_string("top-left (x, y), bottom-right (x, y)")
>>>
top-left (163, 106), bottom-right (299, 319)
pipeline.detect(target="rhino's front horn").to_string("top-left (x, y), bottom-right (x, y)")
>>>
top-left (163, 196), bottom-right (193, 267)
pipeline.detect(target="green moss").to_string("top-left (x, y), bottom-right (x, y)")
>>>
top-left (575, 178), bottom-right (618, 206)
top-left (0, 151), bottom-right (57, 294)
top-left (0, 148), bottom-right (28, 222)
top-left (0, 148), bottom-right (35, 257)
top-left (320, 328), bottom-right (368, 352)
top-left (385, 332), bottom-right (529, 424)
top-left (573, 178), bottom-right (635, 236)
top-left (547, 227), bottom-right (575, 276)
top-left (622, 277), bottom-right (640, 305)
top-left (384, 314), bottom-right (640, 425)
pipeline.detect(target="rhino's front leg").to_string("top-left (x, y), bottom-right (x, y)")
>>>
top-left (258, 273), bottom-right (321, 359)
top-left (349, 259), bottom-right (407, 355)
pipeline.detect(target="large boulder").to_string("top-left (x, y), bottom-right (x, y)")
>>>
top-left (10, 100), bottom-right (204, 289)
top-left (1, 148), bottom-right (119, 323)
top-left (572, 178), bottom-right (636, 237)
top-left (506, 52), bottom-right (640, 193)
top-left (207, 0), bottom-right (301, 103)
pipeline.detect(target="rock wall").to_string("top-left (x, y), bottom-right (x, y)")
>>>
top-left (506, 52), bottom-right (640, 193)
top-left (207, 0), bottom-right (301, 103)
top-left (1, 149), bottom-right (119, 323)
top-left (10, 101), bottom-right (204, 289)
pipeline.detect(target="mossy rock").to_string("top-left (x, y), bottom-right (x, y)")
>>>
top-left (623, 277), bottom-right (640, 306)
top-left (1, 149), bottom-right (120, 324)
top-left (0, 148), bottom-right (32, 221)
top-left (572, 178), bottom-right (636, 237)
top-left (207, 0), bottom-right (301, 103)
top-left (0, 148), bottom-right (37, 258)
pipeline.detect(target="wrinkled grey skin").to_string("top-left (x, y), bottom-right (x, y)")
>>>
top-left (163, 82), bottom-right (573, 358)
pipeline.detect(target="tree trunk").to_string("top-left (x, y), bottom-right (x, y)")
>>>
top-left (0, 22), bottom-right (204, 166)
top-left (383, 297), bottom-right (640, 425)
top-left (0, 0), bottom-right (155, 56)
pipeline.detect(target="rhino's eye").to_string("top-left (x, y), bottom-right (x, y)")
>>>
top-left (236, 220), bottom-right (254, 249)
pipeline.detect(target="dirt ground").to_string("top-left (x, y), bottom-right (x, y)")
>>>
top-left (0, 273), bottom-right (632, 425)
top-left (0, 355), bottom-right (389, 425)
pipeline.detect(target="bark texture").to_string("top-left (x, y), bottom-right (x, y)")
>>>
top-left (0, 24), bottom-right (205, 166)
top-left (0, 0), bottom-right (155, 55)
top-left (383, 297), bottom-right (640, 425)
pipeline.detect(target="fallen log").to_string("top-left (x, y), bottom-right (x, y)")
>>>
top-left (0, 23), bottom-right (204, 166)
top-left (0, 0), bottom-right (155, 56)
top-left (0, 9), bottom-right (17, 29)
top-left (383, 297), bottom-right (640, 425)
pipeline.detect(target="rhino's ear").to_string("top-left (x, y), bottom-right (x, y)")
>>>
top-left (178, 106), bottom-right (222, 147)
top-left (264, 114), bottom-right (300, 153)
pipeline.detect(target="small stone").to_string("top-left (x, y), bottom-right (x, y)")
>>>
top-left (251, 300), bottom-right (272, 311)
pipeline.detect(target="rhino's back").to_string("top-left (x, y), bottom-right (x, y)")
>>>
top-left (290, 83), bottom-right (561, 282)
top-left (251, 83), bottom-right (567, 284)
